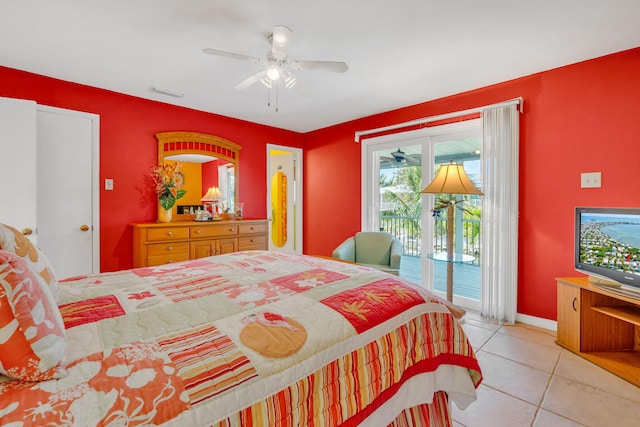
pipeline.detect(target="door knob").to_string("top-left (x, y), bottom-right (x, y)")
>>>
top-left (22, 228), bottom-right (33, 236)
top-left (80, 225), bottom-right (90, 232)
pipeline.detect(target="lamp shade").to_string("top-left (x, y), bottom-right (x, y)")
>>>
top-left (421, 161), bottom-right (483, 195)
top-left (201, 187), bottom-right (223, 201)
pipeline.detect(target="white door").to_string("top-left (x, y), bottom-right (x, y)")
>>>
top-left (362, 140), bottom-right (425, 284)
top-left (0, 97), bottom-right (98, 278)
top-left (0, 97), bottom-right (38, 241)
top-left (37, 106), bottom-right (99, 278)
top-left (267, 145), bottom-right (302, 253)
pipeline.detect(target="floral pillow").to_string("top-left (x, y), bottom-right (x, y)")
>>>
top-left (0, 250), bottom-right (67, 381)
top-left (0, 223), bottom-right (59, 302)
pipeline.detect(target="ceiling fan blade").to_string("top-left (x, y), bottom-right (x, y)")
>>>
top-left (406, 155), bottom-right (422, 166)
top-left (290, 60), bottom-right (348, 73)
top-left (234, 70), bottom-right (266, 90)
top-left (202, 48), bottom-right (261, 63)
top-left (271, 25), bottom-right (292, 59)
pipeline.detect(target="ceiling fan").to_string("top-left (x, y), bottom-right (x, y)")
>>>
top-left (203, 25), bottom-right (348, 91)
top-left (380, 149), bottom-right (421, 168)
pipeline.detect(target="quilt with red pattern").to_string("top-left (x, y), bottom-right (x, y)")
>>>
top-left (0, 251), bottom-right (481, 426)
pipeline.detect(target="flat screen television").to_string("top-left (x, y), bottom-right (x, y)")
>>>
top-left (575, 207), bottom-right (640, 298)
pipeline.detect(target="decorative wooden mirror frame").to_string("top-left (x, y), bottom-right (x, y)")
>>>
top-left (156, 131), bottom-right (242, 217)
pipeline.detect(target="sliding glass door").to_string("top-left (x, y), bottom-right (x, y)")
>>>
top-left (362, 120), bottom-right (482, 310)
top-left (368, 142), bottom-right (424, 283)
top-left (430, 131), bottom-right (482, 310)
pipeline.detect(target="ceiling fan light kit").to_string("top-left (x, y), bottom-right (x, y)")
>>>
top-left (260, 76), bottom-right (273, 89)
top-left (284, 74), bottom-right (297, 89)
top-left (266, 65), bottom-right (281, 81)
top-left (203, 25), bottom-right (348, 95)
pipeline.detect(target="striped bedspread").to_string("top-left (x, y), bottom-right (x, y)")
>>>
top-left (0, 251), bottom-right (481, 426)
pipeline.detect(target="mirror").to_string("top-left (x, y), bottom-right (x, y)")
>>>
top-left (156, 131), bottom-right (241, 218)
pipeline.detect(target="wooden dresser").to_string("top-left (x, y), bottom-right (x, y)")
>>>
top-left (131, 219), bottom-right (268, 267)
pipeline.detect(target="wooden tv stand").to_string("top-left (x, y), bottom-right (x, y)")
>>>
top-left (556, 277), bottom-right (640, 387)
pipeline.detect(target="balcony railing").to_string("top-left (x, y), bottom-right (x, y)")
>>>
top-left (379, 215), bottom-right (481, 264)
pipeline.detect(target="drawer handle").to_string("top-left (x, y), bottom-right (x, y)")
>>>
top-left (250, 239), bottom-right (254, 243)
top-left (250, 227), bottom-right (254, 230)
top-left (167, 231), bottom-right (173, 236)
top-left (196, 230), bottom-right (201, 234)
top-left (229, 228), bottom-right (234, 232)
top-left (167, 246), bottom-right (173, 251)
top-left (572, 297), bottom-right (577, 312)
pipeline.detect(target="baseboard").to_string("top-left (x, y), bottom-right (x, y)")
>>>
top-left (516, 312), bottom-right (557, 332)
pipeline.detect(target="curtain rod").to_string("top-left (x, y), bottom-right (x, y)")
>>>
top-left (354, 97), bottom-right (523, 143)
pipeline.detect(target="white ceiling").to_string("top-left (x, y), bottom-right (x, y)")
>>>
top-left (2, 1), bottom-right (639, 133)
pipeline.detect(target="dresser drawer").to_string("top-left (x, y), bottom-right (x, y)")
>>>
top-left (239, 223), bottom-right (266, 235)
top-left (146, 227), bottom-right (189, 242)
top-left (147, 242), bottom-right (190, 256)
top-left (147, 252), bottom-right (190, 266)
top-left (190, 225), bottom-right (238, 238)
top-left (238, 235), bottom-right (267, 250)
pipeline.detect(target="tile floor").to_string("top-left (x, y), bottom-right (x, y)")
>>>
top-left (452, 311), bottom-right (640, 427)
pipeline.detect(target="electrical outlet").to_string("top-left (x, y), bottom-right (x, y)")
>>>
top-left (581, 172), bottom-right (601, 188)
top-left (105, 178), bottom-right (114, 190)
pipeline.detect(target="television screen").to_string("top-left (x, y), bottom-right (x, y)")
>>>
top-left (575, 207), bottom-right (640, 297)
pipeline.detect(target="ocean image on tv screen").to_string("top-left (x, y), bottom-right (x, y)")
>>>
top-left (579, 213), bottom-right (640, 276)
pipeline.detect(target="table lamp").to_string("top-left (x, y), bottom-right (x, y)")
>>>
top-left (421, 161), bottom-right (483, 303)
top-left (201, 187), bottom-right (223, 220)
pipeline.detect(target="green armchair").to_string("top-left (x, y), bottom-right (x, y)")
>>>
top-left (332, 231), bottom-right (402, 275)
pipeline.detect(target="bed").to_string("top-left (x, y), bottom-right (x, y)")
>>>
top-left (0, 229), bottom-right (481, 426)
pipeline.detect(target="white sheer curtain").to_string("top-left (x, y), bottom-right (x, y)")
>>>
top-left (481, 104), bottom-right (520, 323)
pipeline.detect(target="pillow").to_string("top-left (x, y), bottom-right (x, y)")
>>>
top-left (0, 250), bottom-right (67, 381)
top-left (0, 223), bottom-right (59, 302)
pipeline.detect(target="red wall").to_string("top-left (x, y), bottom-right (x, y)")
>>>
top-left (3, 47), bottom-right (639, 321)
top-left (303, 47), bottom-right (640, 321)
top-left (202, 159), bottom-right (222, 192)
top-left (0, 66), bottom-right (303, 272)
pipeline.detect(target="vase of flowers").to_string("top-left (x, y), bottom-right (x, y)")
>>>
top-left (150, 162), bottom-right (186, 223)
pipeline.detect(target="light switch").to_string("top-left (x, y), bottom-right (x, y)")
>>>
top-left (581, 172), bottom-right (601, 188)
top-left (105, 178), bottom-right (114, 190)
